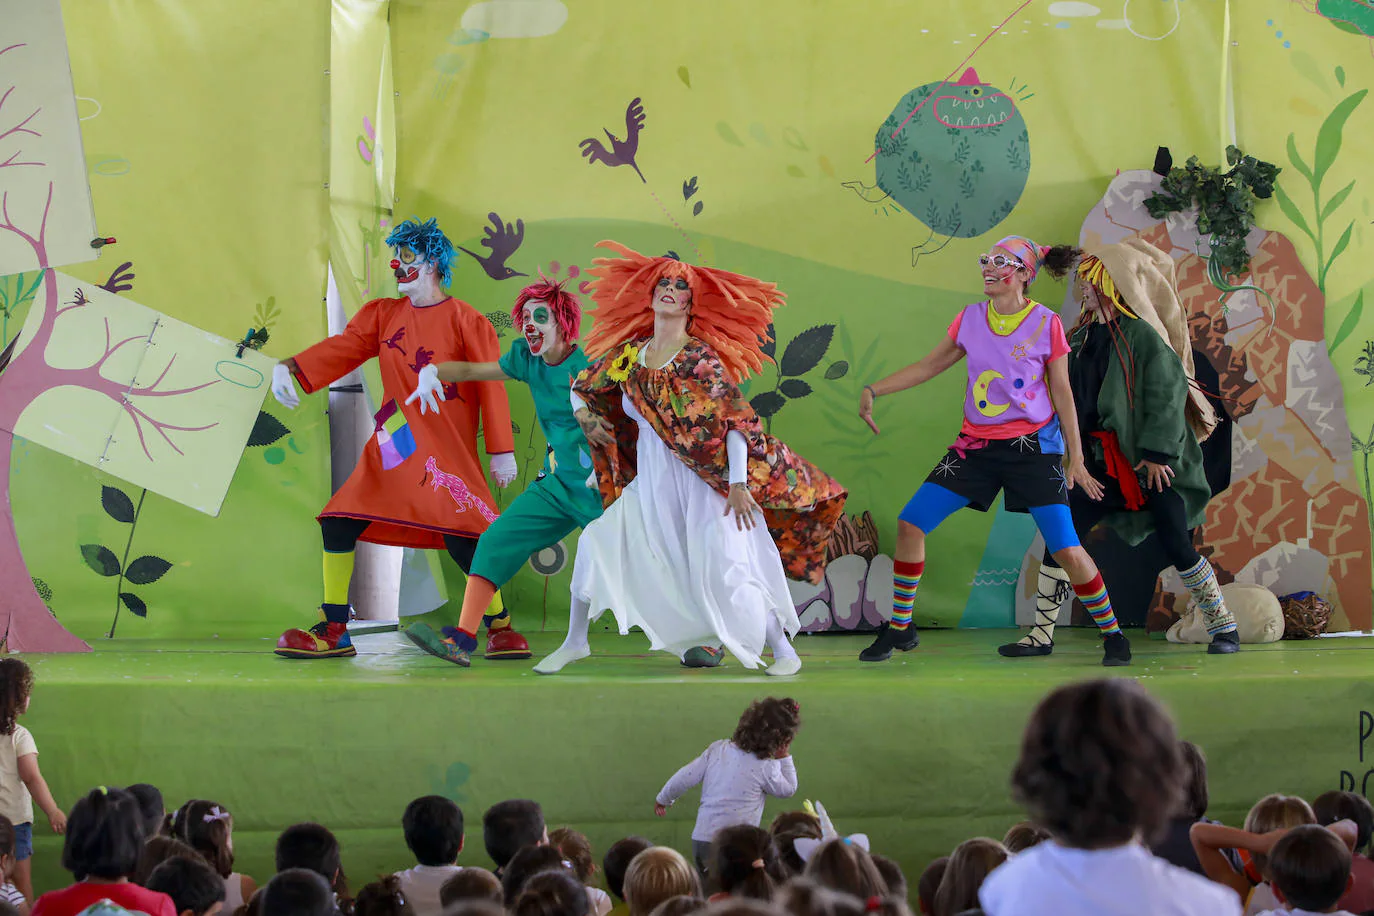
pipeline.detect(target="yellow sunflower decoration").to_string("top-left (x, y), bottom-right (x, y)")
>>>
top-left (607, 342), bottom-right (639, 382)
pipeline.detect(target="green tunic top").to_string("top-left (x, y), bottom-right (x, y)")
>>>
top-left (499, 339), bottom-right (593, 485)
top-left (1071, 316), bottom-right (1211, 546)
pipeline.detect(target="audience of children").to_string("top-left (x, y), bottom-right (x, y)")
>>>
top-left (20, 689), bottom-right (1374, 916)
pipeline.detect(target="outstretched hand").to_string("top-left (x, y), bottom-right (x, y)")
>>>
top-left (858, 386), bottom-right (881, 435)
top-left (271, 363), bottom-right (300, 410)
top-left (1064, 454), bottom-right (1105, 501)
top-left (406, 364), bottom-right (445, 415)
top-left (724, 483), bottom-right (762, 531)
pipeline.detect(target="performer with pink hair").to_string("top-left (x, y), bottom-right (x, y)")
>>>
top-left (858, 235), bottom-right (1133, 667)
top-left (534, 242), bottom-right (848, 676)
top-left (403, 276), bottom-right (604, 667)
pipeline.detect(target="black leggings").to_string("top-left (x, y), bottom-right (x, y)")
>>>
top-left (1042, 480), bottom-right (1201, 572)
top-left (319, 517), bottom-right (477, 573)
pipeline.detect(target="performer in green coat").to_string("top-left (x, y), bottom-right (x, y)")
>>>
top-left (999, 238), bottom-right (1240, 657)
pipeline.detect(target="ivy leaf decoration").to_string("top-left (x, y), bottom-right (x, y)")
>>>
top-left (81, 544), bottom-right (122, 578)
top-left (119, 592), bottom-right (148, 618)
top-left (125, 556), bottom-right (172, 586)
top-left (750, 391), bottom-right (787, 418)
top-left (779, 325), bottom-right (835, 377)
top-left (248, 411), bottom-right (291, 447)
top-left (101, 485), bottom-right (136, 524)
top-left (1142, 145), bottom-right (1281, 282)
top-left (779, 378), bottom-right (813, 398)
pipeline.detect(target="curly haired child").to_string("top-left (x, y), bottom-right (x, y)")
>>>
top-left (0, 660), bottom-right (65, 906)
top-left (980, 678), bottom-right (1241, 916)
top-left (655, 699), bottom-right (801, 876)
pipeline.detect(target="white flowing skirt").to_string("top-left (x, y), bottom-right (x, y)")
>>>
top-left (571, 395), bottom-right (799, 668)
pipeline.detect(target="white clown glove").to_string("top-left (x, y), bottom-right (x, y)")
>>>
top-left (271, 363), bottom-right (300, 409)
top-left (490, 452), bottom-right (518, 488)
top-left (406, 364), bottom-right (445, 415)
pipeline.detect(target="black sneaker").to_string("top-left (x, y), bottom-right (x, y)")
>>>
top-left (998, 640), bottom-right (1053, 658)
top-left (859, 622), bottom-right (919, 662)
top-left (1207, 630), bottom-right (1241, 654)
top-left (1102, 632), bottom-right (1132, 667)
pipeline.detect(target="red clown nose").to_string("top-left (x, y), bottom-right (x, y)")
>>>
top-left (390, 259), bottom-right (401, 269)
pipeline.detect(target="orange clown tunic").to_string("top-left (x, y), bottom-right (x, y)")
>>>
top-left (289, 295), bottom-right (514, 549)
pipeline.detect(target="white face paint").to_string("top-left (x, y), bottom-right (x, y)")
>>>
top-left (522, 299), bottom-right (559, 357)
top-left (391, 245), bottom-right (435, 297)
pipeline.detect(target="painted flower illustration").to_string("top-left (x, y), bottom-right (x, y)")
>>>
top-left (608, 342), bottom-right (640, 382)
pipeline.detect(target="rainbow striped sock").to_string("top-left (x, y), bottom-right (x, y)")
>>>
top-left (890, 560), bottom-right (924, 631)
top-left (1074, 573), bottom-right (1121, 636)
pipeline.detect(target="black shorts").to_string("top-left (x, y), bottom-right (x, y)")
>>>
top-left (923, 430), bottom-right (1068, 513)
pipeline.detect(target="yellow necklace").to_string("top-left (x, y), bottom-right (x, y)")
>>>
top-left (986, 298), bottom-right (1036, 336)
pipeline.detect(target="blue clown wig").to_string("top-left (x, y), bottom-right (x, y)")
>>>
top-left (384, 217), bottom-right (458, 287)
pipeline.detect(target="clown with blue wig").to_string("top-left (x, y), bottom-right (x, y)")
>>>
top-left (269, 217), bottom-right (528, 660)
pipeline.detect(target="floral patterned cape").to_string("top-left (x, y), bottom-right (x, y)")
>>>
top-left (572, 338), bottom-right (847, 586)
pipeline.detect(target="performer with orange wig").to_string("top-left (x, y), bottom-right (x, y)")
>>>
top-left (533, 242), bottom-right (848, 676)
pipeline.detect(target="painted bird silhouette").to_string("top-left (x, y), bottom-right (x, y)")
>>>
top-left (579, 98), bottom-right (647, 183)
top-left (457, 212), bottom-right (527, 280)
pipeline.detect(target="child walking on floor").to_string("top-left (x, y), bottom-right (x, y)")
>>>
top-left (654, 698), bottom-right (800, 878)
top-left (0, 660), bottom-right (66, 906)
top-left (857, 236), bottom-right (1131, 666)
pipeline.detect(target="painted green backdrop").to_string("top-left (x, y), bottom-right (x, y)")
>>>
top-left (8, 0), bottom-right (1374, 641)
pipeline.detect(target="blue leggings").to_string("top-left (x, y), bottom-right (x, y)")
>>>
top-left (898, 483), bottom-right (1081, 555)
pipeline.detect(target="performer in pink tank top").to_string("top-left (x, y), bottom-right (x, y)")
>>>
top-left (855, 236), bottom-right (1132, 666)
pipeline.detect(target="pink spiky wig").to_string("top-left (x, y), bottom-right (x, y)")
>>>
top-left (582, 241), bottom-right (783, 383)
top-left (510, 275), bottom-right (582, 344)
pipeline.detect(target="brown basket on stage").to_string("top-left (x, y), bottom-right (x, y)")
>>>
top-left (1278, 591), bottom-right (1333, 640)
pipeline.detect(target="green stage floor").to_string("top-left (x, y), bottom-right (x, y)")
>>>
top-left (22, 628), bottom-right (1374, 899)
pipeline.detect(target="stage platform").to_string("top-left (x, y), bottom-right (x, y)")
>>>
top-left (23, 627), bottom-right (1374, 898)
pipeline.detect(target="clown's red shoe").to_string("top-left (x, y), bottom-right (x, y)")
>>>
top-left (275, 621), bottom-right (357, 659)
top-left (486, 627), bottom-right (531, 660)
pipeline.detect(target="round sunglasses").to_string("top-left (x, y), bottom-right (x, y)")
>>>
top-left (978, 254), bottom-right (1025, 270)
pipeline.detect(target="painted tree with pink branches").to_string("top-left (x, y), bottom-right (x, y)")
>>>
top-left (0, 42), bottom-right (221, 652)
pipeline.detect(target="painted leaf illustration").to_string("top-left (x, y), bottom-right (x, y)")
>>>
top-left (779, 325), bottom-right (835, 377)
top-left (779, 378), bottom-right (813, 398)
top-left (750, 391), bottom-right (787, 418)
top-left (1330, 290), bottom-right (1364, 355)
top-left (761, 323), bottom-right (777, 359)
top-left (81, 544), bottom-right (121, 578)
top-left (125, 556), bottom-right (172, 586)
top-left (248, 411), bottom-right (290, 447)
top-left (693, 201), bottom-right (704, 217)
top-left (101, 485), bottom-right (136, 524)
top-left (1313, 89), bottom-right (1367, 183)
top-left (120, 592), bottom-right (148, 618)
top-left (825, 361), bottom-right (850, 380)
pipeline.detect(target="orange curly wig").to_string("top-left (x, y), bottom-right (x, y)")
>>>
top-left (582, 241), bottom-right (784, 383)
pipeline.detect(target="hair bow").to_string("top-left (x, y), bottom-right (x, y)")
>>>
top-left (865, 898), bottom-right (883, 912)
top-left (203, 805), bottom-right (230, 823)
top-left (793, 799), bottom-right (869, 862)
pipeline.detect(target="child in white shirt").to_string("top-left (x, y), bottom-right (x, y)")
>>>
top-left (979, 678), bottom-right (1241, 916)
top-left (393, 796), bottom-right (465, 916)
top-left (1255, 824), bottom-right (1361, 916)
top-left (654, 697), bottom-right (800, 877)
